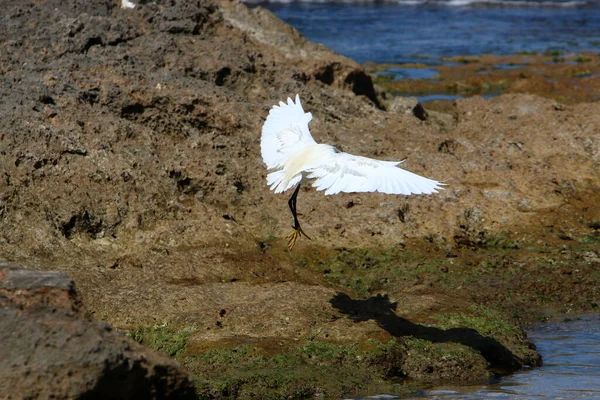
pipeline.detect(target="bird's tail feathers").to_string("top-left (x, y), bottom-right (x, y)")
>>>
top-left (266, 170), bottom-right (284, 189)
top-left (267, 170), bottom-right (302, 194)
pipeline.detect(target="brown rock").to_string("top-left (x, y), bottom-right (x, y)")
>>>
top-left (0, 0), bottom-right (597, 393)
top-left (0, 264), bottom-right (197, 400)
top-left (388, 96), bottom-right (428, 120)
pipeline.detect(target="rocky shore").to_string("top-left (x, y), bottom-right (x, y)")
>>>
top-left (367, 52), bottom-right (600, 112)
top-left (0, 263), bottom-right (197, 399)
top-left (1, 0), bottom-right (598, 398)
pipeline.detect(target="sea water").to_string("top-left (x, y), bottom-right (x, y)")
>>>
top-left (253, 0), bottom-right (600, 102)
top-left (252, 0), bottom-right (600, 65)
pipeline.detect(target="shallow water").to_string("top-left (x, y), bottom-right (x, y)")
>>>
top-left (377, 67), bottom-right (440, 80)
top-left (356, 314), bottom-right (600, 399)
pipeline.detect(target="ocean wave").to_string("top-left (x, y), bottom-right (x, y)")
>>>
top-left (244, 0), bottom-right (593, 7)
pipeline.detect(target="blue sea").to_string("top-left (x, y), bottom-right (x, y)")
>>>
top-left (248, 0), bottom-right (600, 65)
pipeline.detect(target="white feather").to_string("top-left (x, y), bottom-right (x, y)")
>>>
top-left (261, 94), bottom-right (316, 170)
top-left (121, 0), bottom-right (136, 9)
top-left (261, 95), bottom-right (444, 196)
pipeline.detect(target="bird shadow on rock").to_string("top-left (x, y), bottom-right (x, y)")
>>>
top-left (330, 292), bottom-right (523, 375)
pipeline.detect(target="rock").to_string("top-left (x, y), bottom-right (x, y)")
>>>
top-left (219, 0), bottom-right (383, 107)
top-left (0, 263), bottom-right (197, 400)
top-left (0, 0), bottom-right (598, 395)
top-left (387, 96), bottom-right (429, 120)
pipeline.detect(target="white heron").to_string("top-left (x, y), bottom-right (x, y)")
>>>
top-left (261, 94), bottom-right (443, 250)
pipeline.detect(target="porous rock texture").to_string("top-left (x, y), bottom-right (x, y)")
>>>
top-left (0, 263), bottom-right (197, 399)
top-left (0, 0), bottom-right (599, 392)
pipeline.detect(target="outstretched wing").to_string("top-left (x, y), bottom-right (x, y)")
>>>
top-left (261, 94), bottom-right (317, 170)
top-left (307, 151), bottom-right (443, 196)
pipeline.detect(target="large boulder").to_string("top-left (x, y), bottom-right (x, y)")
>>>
top-left (0, 263), bottom-right (197, 399)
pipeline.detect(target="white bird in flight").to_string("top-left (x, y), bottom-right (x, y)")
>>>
top-left (261, 94), bottom-right (443, 250)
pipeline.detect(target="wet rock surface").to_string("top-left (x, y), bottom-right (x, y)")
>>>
top-left (368, 53), bottom-right (600, 108)
top-left (0, 0), bottom-right (599, 397)
top-left (0, 263), bottom-right (197, 399)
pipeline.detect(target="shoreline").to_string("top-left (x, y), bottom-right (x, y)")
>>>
top-left (366, 52), bottom-right (600, 111)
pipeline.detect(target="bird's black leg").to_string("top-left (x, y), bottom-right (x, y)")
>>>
top-left (288, 182), bottom-right (301, 229)
top-left (286, 182), bottom-right (311, 250)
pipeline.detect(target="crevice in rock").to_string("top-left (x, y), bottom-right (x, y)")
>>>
top-left (81, 36), bottom-right (103, 53)
top-left (121, 103), bottom-right (146, 116)
top-left (344, 69), bottom-right (383, 109)
top-left (60, 209), bottom-right (113, 240)
top-left (215, 67), bottom-right (231, 86)
top-left (315, 64), bottom-right (335, 85)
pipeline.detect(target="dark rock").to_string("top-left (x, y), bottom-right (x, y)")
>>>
top-left (0, 264), bottom-right (197, 400)
top-left (412, 102), bottom-right (428, 121)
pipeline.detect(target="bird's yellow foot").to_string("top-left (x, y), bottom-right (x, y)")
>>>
top-left (286, 226), bottom-right (311, 251)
